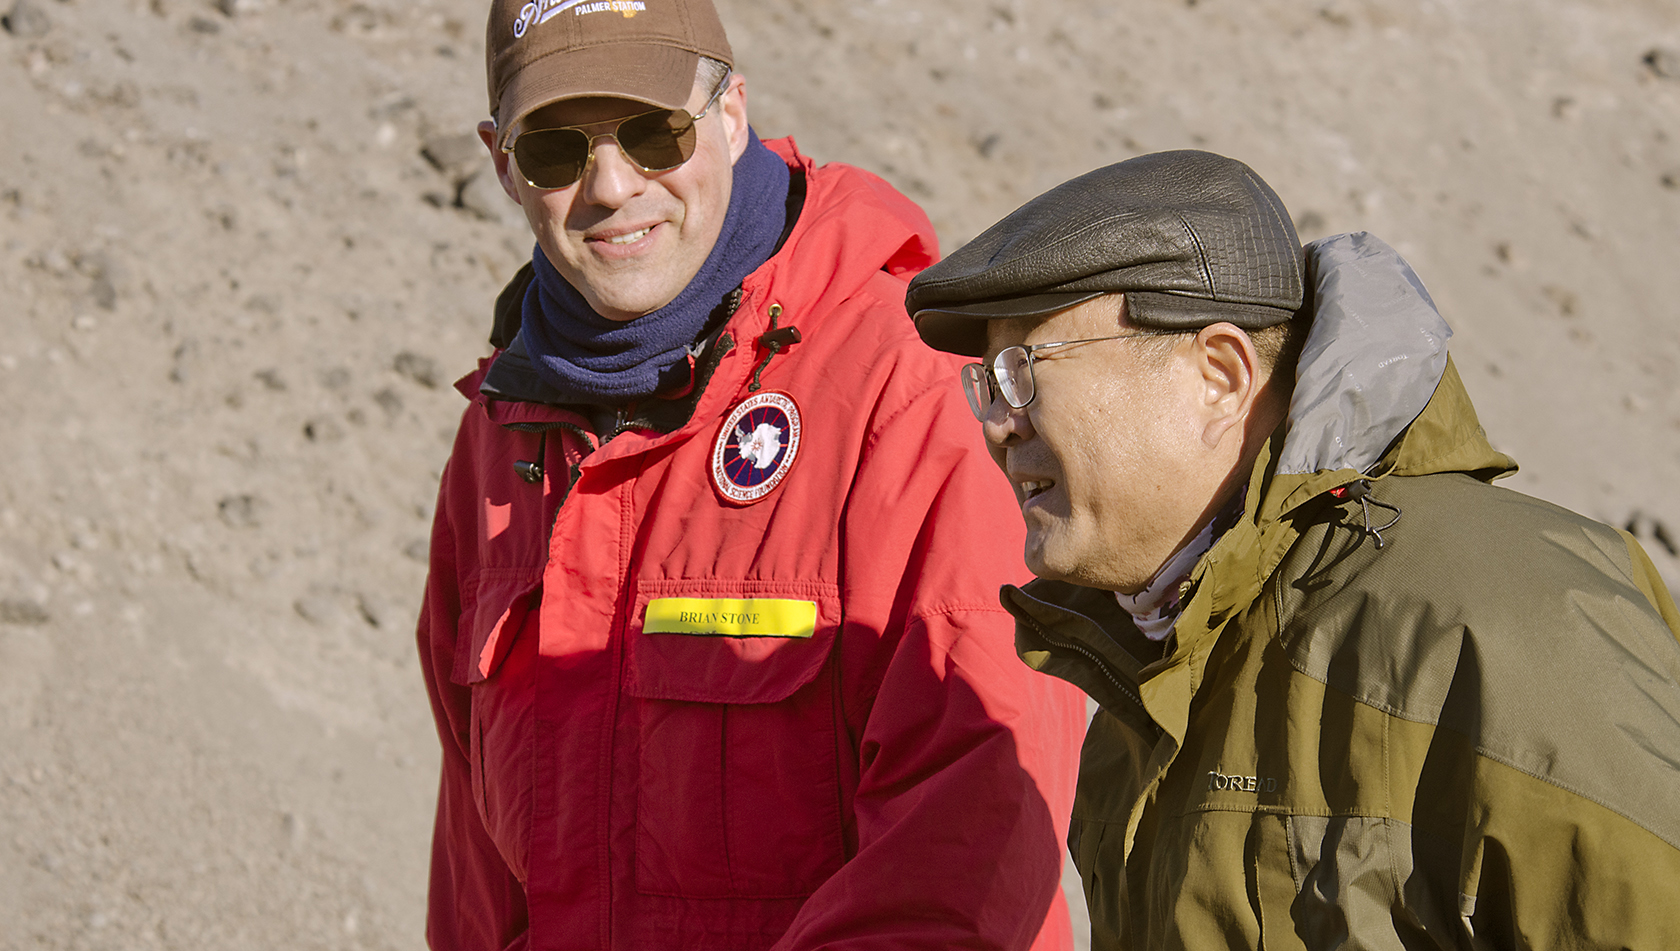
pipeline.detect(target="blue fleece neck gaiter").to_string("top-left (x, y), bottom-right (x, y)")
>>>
top-left (517, 130), bottom-right (790, 405)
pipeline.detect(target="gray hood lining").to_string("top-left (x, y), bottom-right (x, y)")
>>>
top-left (1278, 232), bottom-right (1453, 477)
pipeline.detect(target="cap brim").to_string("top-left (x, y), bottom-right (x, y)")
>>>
top-left (912, 291), bottom-right (1106, 357)
top-left (497, 42), bottom-right (700, 140)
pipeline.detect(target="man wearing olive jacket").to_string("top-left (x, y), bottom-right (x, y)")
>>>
top-left (908, 149), bottom-right (1680, 950)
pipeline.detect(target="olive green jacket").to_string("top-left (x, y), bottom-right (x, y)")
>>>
top-left (1006, 234), bottom-right (1680, 951)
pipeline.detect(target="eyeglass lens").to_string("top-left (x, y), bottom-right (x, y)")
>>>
top-left (960, 364), bottom-right (991, 420)
top-left (513, 108), bottom-right (700, 189)
top-left (960, 347), bottom-right (1035, 420)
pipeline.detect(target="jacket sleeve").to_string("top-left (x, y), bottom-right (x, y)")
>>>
top-left (1456, 756), bottom-right (1680, 949)
top-left (1621, 527), bottom-right (1680, 640)
top-left (1454, 529), bottom-right (1680, 948)
top-left (417, 441), bottom-right (530, 951)
top-left (771, 370), bottom-right (1087, 951)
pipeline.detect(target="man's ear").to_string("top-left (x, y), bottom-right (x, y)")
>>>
top-left (478, 120), bottom-right (524, 205)
top-left (718, 74), bottom-right (751, 164)
top-left (1191, 322), bottom-right (1263, 449)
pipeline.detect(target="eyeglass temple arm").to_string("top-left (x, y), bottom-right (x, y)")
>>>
top-left (1026, 330), bottom-right (1183, 354)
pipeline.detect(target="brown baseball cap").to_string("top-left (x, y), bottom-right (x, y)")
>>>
top-left (485, 0), bottom-right (733, 145)
top-left (908, 150), bottom-right (1305, 357)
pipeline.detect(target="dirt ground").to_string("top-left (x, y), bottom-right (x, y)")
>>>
top-left (2, 0), bottom-right (1677, 947)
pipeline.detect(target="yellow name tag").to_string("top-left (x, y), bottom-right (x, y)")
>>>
top-left (644, 597), bottom-right (817, 639)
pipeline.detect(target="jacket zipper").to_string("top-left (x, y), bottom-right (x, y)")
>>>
top-left (1021, 614), bottom-right (1153, 724)
top-left (505, 419), bottom-right (592, 440)
top-left (607, 407), bottom-right (631, 442)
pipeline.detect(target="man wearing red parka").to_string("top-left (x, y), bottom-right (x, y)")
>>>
top-left (415, 1), bottom-right (1086, 948)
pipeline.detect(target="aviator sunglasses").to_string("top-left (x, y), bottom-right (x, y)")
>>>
top-left (501, 69), bottom-right (732, 190)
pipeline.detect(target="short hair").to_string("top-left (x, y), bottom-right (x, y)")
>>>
top-left (1247, 312), bottom-right (1311, 384)
top-left (1124, 294), bottom-right (1311, 388)
top-left (696, 56), bottom-right (730, 96)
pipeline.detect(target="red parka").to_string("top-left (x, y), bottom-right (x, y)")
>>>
top-left (418, 139), bottom-right (1086, 951)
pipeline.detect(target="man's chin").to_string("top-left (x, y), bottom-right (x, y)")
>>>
top-left (1024, 536), bottom-right (1128, 591)
top-left (1022, 535), bottom-right (1074, 584)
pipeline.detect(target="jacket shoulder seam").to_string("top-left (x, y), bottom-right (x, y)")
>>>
top-left (1314, 678), bottom-right (1680, 852)
top-left (1460, 740), bottom-right (1680, 852)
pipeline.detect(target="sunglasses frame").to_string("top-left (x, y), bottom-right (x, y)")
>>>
top-left (501, 68), bottom-right (733, 190)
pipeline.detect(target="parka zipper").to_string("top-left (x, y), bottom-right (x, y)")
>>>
top-left (607, 406), bottom-right (632, 442)
top-left (505, 419), bottom-right (593, 440)
top-left (1021, 613), bottom-right (1156, 730)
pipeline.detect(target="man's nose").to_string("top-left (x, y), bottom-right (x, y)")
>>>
top-left (980, 396), bottom-right (1033, 447)
top-left (578, 136), bottom-right (648, 207)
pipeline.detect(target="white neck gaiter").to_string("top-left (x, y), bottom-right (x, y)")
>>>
top-left (1114, 489), bottom-right (1247, 642)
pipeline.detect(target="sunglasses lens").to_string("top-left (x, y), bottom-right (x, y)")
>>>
top-left (615, 109), bottom-right (697, 171)
top-left (511, 109), bottom-right (700, 188)
top-left (513, 128), bottom-right (591, 189)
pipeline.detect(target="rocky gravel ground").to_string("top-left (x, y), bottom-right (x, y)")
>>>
top-left (2, 0), bottom-right (1677, 947)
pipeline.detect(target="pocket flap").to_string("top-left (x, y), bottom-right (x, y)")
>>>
top-left (452, 570), bottom-right (543, 686)
top-left (626, 581), bottom-right (839, 704)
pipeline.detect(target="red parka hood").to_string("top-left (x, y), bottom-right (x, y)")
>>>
top-left (757, 136), bottom-right (940, 307)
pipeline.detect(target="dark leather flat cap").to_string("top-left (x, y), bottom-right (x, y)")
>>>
top-left (909, 150), bottom-right (1304, 356)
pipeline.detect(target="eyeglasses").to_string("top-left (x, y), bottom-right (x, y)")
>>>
top-left (501, 69), bottom-right (732, 190)
top-left (960, 331), bottom-right (1185, 420)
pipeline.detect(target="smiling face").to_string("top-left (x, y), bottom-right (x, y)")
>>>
top-left (980, 295), bottom-right (1226, 593)
top-left (479, 69), bottom-right (750, 321)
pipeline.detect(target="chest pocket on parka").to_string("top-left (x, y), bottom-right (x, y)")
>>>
top-left (625, 580), bottom-right (845, 899)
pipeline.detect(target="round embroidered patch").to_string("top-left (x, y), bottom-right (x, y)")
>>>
top-left (712, 391), bottom-right (801, 504)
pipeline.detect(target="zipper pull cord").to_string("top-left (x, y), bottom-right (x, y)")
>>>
top-left (514, 430), bottom-right (546, 485)
top-left (749, 303), bottom-right (801, 392)
top-left (1329, 479), bottom-right (1403, 549)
